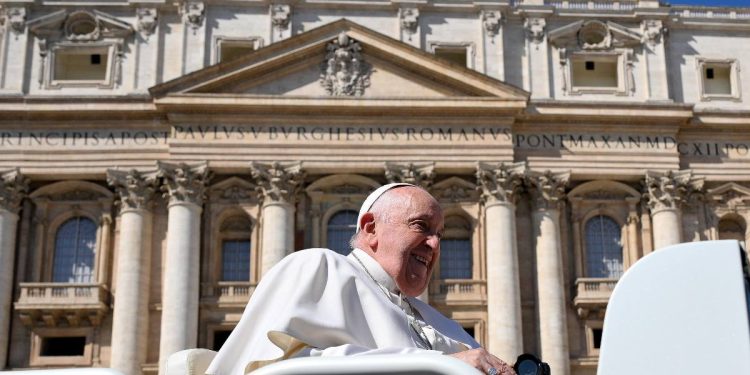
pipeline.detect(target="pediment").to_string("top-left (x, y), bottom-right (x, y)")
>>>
top-left (548, 20), bottom-right (642, 50)
top-left (430, 177), bottom-right (479, 203)
top-left (150, 19), bottom-right (528, 113)
top-left (707, 183), bottom-right (750, 206)
top-left (208, 177), bottom-right (258, 203)
top-left (28, 9), bottom-right (133, 40)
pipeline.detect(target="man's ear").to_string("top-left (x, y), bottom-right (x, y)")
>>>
top-left (360, 212), bottom-right (378, 249)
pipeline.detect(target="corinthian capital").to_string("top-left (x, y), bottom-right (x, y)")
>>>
top-left (527, 170), bottom-right (570, 211)
top-left (250, 161), bottom-right (305, 204)
top-left (0, 169), bottom-right (29, 213)
top-left (107, 168), bottom-right (158, 211)
top-left (476, 161), bottom-right (526, 204)
top-left (385, 162), bottom-right (435, 188)
top-left (643, 170), bottom-right (704, 213)
top-left (158, 162), bottom-right (210, 206)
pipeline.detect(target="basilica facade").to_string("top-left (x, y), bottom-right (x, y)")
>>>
top-left (0, 0), bottom-right (749, 374)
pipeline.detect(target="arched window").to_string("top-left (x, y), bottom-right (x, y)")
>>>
top-left (52, 217), bottom-right (97, 283)
top-left (440, 215), bottom-right (473, 279)
top-left (584, 215), bottom-right (623, 278)
top-left (220, 215), bottom-right (252, 282)
top-left (327, 210), bottom-right (357, 255)
top-left (718, 216), bottom-right (746, 247)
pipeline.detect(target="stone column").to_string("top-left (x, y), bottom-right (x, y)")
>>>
top-left (157, 163), bottom-right (210, 374)
top-left (107, 169), bottom-right (158, 375)
top-left (250, 162), bottom-right (304, 276)
top-left (0, 170), bottom-right (28, 370)
top-left (476, 162), bottom-right (526, 361)
top-left (134, 8), bottom-right (160, 92)
top-left (643, 170), bottom-right (704, 250)
top-left (385, 162), bottom-right (435, 302)
top-left (528, 170), bottom-right (570, 375)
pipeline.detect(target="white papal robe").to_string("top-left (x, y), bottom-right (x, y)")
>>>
top-left (205, 248), bottom-right (479, 375)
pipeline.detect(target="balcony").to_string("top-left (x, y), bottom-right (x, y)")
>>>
top-left (15, 283), bottom-right (109, 327)
top-left (573, 278), bottom-right (618, 319)
top-left (429, 279), bottom-right (486, 306)
top-left (201, 281), bottom-right (256, 308)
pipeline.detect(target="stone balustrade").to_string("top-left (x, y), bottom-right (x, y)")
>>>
top-left (573, 278), bottom-right (618, 305)
top-left (429, 279), bottom-right (487, 305)
top-left (15, 283), bottom-right (109, 327)
top-left (201, 282), bottom-right (257, 307)
top-left (545, 1), bottom-right (637, 10)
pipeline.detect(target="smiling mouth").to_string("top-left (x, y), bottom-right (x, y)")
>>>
top-left (414, 255), bottom-right (429, 266)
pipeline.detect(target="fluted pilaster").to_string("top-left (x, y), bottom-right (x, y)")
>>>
top-left (251, 161), bottom-right (304, 276)
top-left (476, 161), bottom-right (525, 361)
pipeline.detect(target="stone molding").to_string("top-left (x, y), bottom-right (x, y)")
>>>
top-left (0, 169), bottom-right (29, 213)
top-left (7, 7), bottom-right (26, 34)
top-left (641, 19), bottom-right (666, 47)
top-left (399, 8), bottom-right (419, 36)
top-left (320, 32), bottom-right (372, 96)
top-left (481, 10), bottom-right (502, 38)
top-left (527, 170), bottom-right (570, 211)
top-left (158, 162), bottom-right (210, 206)
top-left (271, 4), bottom-right (291, 33)
top-left (106, 169), bottom-right (158, 211)
top-left (250, 161), bottom-right (305, 205)
top-left (430, 176), bottom-right (479, 203)
top-left (181, 1), bottom-right (204, 30)
top-left (524, 17), bottom-right (546, 45)
top-left (476, 161), bottom-right (526, 205)
top-left (642, 170), bottom-right (704, 213)
top-left (136, 8), bottom-right (158, 37)
top-left (384, 162), bottom-right (435, 188)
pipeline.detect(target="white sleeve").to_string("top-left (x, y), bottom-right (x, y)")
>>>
top-left (294, 344), bottom-right (443, 357)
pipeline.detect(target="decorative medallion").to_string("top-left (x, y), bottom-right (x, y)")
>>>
top-left (7, 7), bottom-right (26, 34)
top-left (320, 32), bottom-right (372, 97)
top-left (482, 10), bottom-right (502, 38)
top-left (137, 8), bottom-right (158, 36)
top-left (64, 11), bottom-right (100, 41)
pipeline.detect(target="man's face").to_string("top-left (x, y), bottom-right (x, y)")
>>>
top-left (370, 187), bottom-right (444, 297)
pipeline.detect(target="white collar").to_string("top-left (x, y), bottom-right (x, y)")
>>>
top-left (348, 248), bottom-right (400, 295)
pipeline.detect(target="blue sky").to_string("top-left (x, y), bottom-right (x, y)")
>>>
top-left (668, 0), bottom-right (750, 6)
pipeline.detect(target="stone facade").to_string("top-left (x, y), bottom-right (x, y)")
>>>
top-left (1, 1), bottom-right (749, 374)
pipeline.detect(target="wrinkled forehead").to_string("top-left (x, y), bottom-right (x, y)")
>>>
top-left (378, 186), bottom-right (444, 221)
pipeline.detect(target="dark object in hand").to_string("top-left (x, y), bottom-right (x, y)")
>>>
top-left (513, 353), bottom-right (551, 375)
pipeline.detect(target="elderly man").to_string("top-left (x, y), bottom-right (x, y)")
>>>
top-left (206, 183), bottom-right (515, 375)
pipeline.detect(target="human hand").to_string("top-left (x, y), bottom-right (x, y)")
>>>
top-left (448, 348), bottom-right (516, 375)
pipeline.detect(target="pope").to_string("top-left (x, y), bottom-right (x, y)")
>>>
top-left (206, 183), bottom-right (516, 375)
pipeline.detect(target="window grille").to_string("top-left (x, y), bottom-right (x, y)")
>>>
top-left (221, 240), bottom-right (251, 281)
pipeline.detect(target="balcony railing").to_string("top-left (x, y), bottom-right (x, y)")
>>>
top-left (429, 279), bottom-right (486, 305)
top-left (574, 278), bottom-right (618, 305)
top-left (545, 1), bottom-right (637, 10)
top-left (15, 283), bottom-right (109, 327)
top-left (202, 281), bottom-right (256, 306)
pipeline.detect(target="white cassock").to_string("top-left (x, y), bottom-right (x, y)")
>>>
top-left (205, 248), bottom-right (480, 375)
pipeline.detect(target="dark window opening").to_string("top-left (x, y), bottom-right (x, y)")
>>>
top-left (463, 326), bottom-right (475, 339)
top-left (585, 61), bottom-right (595, 71)
top-left (592, 328), bottom-right (603, 349)
top-left (706, 68), bottom-right (715, 80)
top-left (40, 336), bottom-right (86, 356)
top-left (434, 48), bottom-right (468, 67)
top-left (213, 330), bottom-right (232, 351)
top-left (90, 54), bottom-right (101, 65)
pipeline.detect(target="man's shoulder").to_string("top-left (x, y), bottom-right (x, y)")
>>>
top-left (277, 248), bottom-right (353, 270)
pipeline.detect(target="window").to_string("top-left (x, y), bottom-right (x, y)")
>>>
top-left (697, 58), bottom-right (741, 101)
top-left (719, 217), bottom-right (746, 248)
top-left (584, 215), bottom-right (623, 278)
top-left (52, 46), bottom-right (110, 82)
top-left (592, 328), bottom-right (603, 349)
top-left (571, 55), bottom-right (619, 90)
top-left (214, 37), bottom-right (263, 64)
top-left (463, 326), bottom-right (475, 339)
top-left (327, 210), bottom-right (357, 255)
top-left (221, 240), bottom-right (250, 281)
top-left (40, 337), bottom-right (86, 356)
top-left (428, 42), bottom-right (474, 69)
top-left (440, 215), bottom-right (473, 279)
top-left (212, 330), bottom-right (232, 351)
top-left (52, 217), bottom-right (97, 283)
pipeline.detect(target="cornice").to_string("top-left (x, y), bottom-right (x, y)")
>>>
top-left (525, 100), bottom-right (694, 123)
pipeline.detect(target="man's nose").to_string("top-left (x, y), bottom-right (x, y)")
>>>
top-left (426, 234), bottom-right (440, 249)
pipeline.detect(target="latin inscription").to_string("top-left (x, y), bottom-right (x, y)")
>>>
top-left (0, 126), bottom-right (748, 159)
